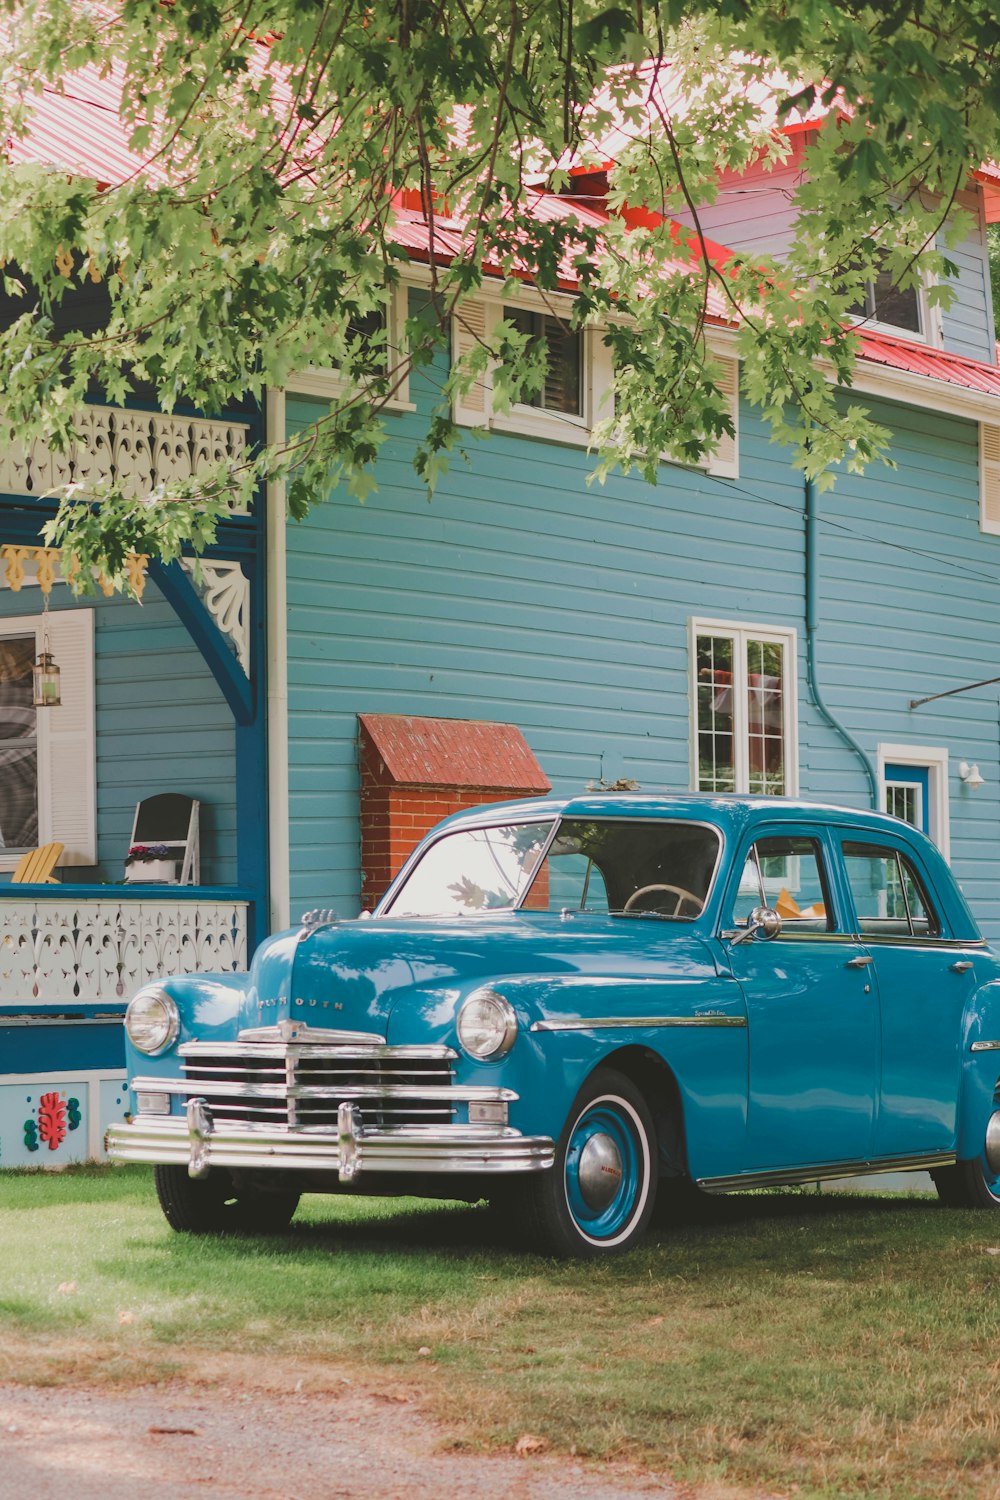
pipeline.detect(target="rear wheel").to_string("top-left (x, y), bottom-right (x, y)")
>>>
top-left (933, 1112), bottom-right (1000, 1208)
top-left (932, 1158), bottom-right (1000, 1208)
top-left (512, 1068), bottom-right (657, 1258)
top-left (154, 1165), bottom-right (300, 1234)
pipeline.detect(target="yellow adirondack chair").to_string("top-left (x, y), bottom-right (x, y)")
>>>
top-left (11, 842), bottom-right (64, 884)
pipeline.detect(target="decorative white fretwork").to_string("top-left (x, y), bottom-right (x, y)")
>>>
top-left (0, 896), bottom-right (249, 1006)
top-left (0, 405), bottom-right (249, 513)
top-left (179, 559), bottom-right (250, 676)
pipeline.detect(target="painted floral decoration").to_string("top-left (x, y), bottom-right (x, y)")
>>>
top-left (23, 1093), bottom-right (81, 1153)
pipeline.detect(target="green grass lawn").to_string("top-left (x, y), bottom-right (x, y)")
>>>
top-left (2, 1165), bottom-right (1000, 1500)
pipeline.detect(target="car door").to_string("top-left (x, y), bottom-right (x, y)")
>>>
top-left (722, 825), bottom-right (879, 1172)
top-left (839, 837), bottom-right (966, 1158)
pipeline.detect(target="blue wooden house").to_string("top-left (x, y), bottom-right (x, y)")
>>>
top-left (4, 74), bottom-right (1000, 1165)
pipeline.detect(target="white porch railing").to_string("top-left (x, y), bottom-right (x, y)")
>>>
top-left (0, 892), bottom-right (249, 1006)
top-left (0, 404), bottom-right (250, 512)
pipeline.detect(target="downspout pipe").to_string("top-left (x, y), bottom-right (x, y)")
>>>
top-left (805, 474), bottom-right (880, 809)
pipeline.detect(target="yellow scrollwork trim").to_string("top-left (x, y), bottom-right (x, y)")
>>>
top-left (33, 548), bottom-right (60, 595)
top-left (1, 544), bottom-right (30, 591)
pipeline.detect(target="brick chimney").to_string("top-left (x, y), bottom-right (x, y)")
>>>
top-left (358, 713), bottom-right (551, 909)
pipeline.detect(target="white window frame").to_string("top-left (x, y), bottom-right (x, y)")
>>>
top-left (452, 291), bottom-right (614, 448)
top-left (688, 617), bottom-right (799, 797)
top-left (287, 282), bottom-right (414, 409)
top-left (876, 742), bottom-right (950, 863)
top-left (0, 608), bottom-right (96, 871)
top-left (848, 266), bottom-right (941, 348)
top-left (452, 291), bottom-right (740, 472)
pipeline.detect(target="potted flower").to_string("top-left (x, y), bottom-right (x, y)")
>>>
top-left (124, 843), bottom-right (178, 883)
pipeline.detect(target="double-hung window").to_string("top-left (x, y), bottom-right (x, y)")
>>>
top-left (0, 633), bottom-right (39, 848)
top-left (690, 618), bottom-right (798, 796)
top-left (504, 308), bottom-right (584, 419)
top-left (288, 284), bottom-right (413, 408)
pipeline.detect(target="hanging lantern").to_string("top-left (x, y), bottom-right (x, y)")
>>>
top-left (32, 649), bottom-right (61, 707)
top-left (32, 592), bottom-right (61, 707)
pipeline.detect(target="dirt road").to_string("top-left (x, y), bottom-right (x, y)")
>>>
top-left (1, 1378), bottom-right (730, 1500)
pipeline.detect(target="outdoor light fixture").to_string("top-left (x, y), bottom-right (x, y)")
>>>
top-left (31, 595), bottom-right (60, 708)
top-left (958, 761), bottom-right (985, 791)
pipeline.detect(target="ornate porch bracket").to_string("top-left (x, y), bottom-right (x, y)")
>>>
top-left (179, 559), bottom-right (250, 676)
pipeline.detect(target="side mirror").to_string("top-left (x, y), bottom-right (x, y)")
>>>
top-left (727, 906), bottom-right (782, 945)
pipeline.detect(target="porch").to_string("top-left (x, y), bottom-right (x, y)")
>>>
top-left (0, 398), bottom-right (268, 1167)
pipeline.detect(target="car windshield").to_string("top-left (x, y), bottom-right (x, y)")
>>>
top-left (522, 817), bottom-right (720, 919)
top-left (384, 815), bottom-right (721, 920)
top-left (384, 820), bottom-right (556, 917)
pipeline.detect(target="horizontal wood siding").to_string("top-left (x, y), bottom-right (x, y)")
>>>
top-left (937, 189), bottom-right (997, 365)
top-left (0, 581), bottom-right (237, 883)
top-left (809, 396), bottom-right (1000, 933)
top-left (670, 137), bottom-right (807, 259)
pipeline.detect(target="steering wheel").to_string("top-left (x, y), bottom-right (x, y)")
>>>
top-left (622, 883), bottom-right (702, 916)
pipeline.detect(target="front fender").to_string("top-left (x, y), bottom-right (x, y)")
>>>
top-left (385, 966), bottom-right (749, 1177)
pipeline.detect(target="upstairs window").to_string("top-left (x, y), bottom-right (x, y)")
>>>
top-left (848, 258), bottom-right (923, 337)
top-left (504, 308), bottom-right (583, 417)
top-left (690, 619), bottom-right (798, 796)
top-left (288, 285), bottom-right (412, 407)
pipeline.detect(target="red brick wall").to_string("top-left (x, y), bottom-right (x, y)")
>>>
top-left (358, 716), bottom-right (551, 910)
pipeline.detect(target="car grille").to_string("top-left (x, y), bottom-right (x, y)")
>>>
top-left (180, 1043), bottom-right (457, 1130)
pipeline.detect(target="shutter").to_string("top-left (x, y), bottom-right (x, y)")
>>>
top-left (37, 607), bottom-right (96, 865)
top-left (451, 297), bottom-right (494, 426)
top-left (706, 357), bottom-right (740, 479)
top-left (981, 424), bottom-right (1000, 535)
top-left (589, 329), bottom-right (615, 430)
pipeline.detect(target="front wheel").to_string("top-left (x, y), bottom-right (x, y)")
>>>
top-left (512, 1068), bottom-right (657, 1258)
top-left (154, 1165), bottom-right (300, 1234)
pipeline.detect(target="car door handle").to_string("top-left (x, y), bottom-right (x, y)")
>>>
top-left (846, 955), bottom-right (874, 968)
top-left (950, 960), bottom-right (974, 973)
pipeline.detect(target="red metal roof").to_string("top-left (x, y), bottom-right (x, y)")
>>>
top-left (856, 329), bottom-right (1000, 397)
top-left (5, 57), bottom-right (1000, 406)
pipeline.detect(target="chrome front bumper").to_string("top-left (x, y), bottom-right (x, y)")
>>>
top-left (106, 1098), bottom-right (555, 1182)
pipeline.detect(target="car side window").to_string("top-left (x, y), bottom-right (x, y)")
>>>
top-left (841, 841), bottom-right (940, 938)
top-left (731, 835), bottom-right (832, 931)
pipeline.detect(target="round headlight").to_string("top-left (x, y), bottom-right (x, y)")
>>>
top-left (125, 985), bottom-right (180, 1056)
top-left (457, 988), bottom-right (518, 1060)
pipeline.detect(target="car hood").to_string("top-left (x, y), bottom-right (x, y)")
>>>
top-left (239, 911), bottom-right (720, 1043)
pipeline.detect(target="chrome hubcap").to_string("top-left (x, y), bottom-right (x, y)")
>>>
top-left (985, 1111), bottom-right (1000, 1175)
top-left (577, 1132), bottom-right (624, 1211)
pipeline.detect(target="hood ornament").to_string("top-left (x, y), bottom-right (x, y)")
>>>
top-left (298, 908), bottom-right (339, 937)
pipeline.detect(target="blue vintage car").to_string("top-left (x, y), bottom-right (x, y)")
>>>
top-left (107, 794), bottom-right (1000, 1256)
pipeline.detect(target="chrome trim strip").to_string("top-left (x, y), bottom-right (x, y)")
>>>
top-left (530, 1014), bottom-right (747, 1033)
top-left (696, 1149), bottom-right (955, 1194)
top-left (130, 1074), bottom-right (517, 1103)
top-left (971, 1040), bottom-right (1000, 1052)
top-left (854, 936), bottom-right (985, 950)
top-left (238, 1024), bottom-right (386, 1046)
top-left (106, 1116), bottom-right (555, 1176)
top-left (182, 1041), bottom-right (458, 1061)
